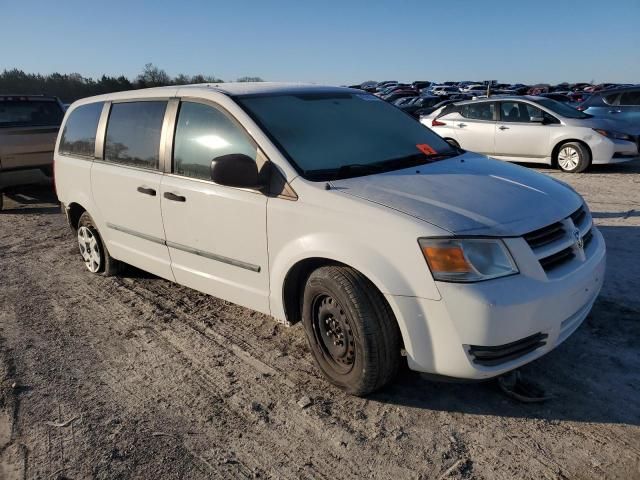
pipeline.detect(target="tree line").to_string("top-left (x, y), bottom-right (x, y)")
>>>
top-left (0, 64), bottom-right (264, 102)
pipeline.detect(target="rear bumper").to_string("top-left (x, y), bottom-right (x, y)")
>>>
top-left (387, 227), bottom-right (606, 379)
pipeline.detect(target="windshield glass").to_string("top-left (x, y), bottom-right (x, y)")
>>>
top-left (236, 92), bottom-right (456, 180)
top-left (534, 98), bottom-right (590, 119)
top-left (0, 99), bottom-right (64, 127)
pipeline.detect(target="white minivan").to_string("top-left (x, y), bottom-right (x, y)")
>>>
top-left (55, 83), bottom-right (606, 395)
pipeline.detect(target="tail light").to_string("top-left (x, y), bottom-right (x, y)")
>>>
top-left (432, 119), bottom-right (446, 127)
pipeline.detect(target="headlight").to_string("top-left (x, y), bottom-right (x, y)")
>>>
top-left (592, 129), bottom-right (633, 142)
top-left (418, 238), bottom-right (518, 282)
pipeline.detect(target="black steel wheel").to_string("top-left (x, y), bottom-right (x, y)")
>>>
top-left (302, 265), bottom-right (401, 396)
top-left (311, 294), bottom-right (356, 376)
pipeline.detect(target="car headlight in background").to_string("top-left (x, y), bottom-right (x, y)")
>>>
top-left (418, 238), bottom-right (518, 282)
top-left (592, 129), bottom-right (633, 142)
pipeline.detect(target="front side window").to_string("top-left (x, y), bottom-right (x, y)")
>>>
top-left (460, 102), bottom-right (495, 120)
top-left (618, 90), bottom-right (640, 106)
top-left (0, 98), bottom-right (64, 128)
top-left (59, 102), bottom-right (103, 157)
top-left (173, 101), bottom-right (258, 180)
top-left (500, 102), bottom-right (539, 122)
top-left (236, 91), bottom-right (455, 180)
top-left (104, 101), bottom-right (167, 169)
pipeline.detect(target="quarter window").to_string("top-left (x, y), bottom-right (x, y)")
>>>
top-left (59, 102), bottom-right (103, 158)
top-left (104, 101), bottom-right (167, 169)
top-left (603, 93), bottom-right (620, 105)
top-left (460, 102), bottom-right (495, 120)
top-left (173, 101), bottom-right (258, 180)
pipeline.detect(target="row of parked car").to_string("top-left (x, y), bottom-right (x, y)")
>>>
top-left (344, 80), bottom-right (640, 173)
top-left (348, 80), bottom-right (638, 120)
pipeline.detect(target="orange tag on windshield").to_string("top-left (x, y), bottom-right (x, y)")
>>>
top-left (416, 143), bottom-right (436, 155)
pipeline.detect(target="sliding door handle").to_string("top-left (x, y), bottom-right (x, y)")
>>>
top-left (164, 192), bottom-right (186, 202)
top-left (137, 186), bottom-right (156, 196)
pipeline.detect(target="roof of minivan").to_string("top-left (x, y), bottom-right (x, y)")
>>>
top-left (74, 83), bottom-right (359, 105)
top-left (181, 82), bottom-right (352, 96)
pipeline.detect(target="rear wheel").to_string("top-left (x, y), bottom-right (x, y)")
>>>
top-left (302, 265), bottom-right (401, 396)
top-left (556, 142), bottom-right (590, 173)
top-left (77, 212), bottom-right (121, 276)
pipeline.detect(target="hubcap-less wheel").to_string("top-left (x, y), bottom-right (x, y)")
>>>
top-left (77, 226), bottom-right (101, 273)
top-left (558, 146), bottom-right (580, 171)
top-left (312, 294), bottom-right (356, 375)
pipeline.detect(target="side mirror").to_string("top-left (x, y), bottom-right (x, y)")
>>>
top-left (210, 153), bottom-right (259, 188)
top-left (530, 115), bottom-right (545, 123)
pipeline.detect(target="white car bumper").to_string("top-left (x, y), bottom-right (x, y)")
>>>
top-left (387, 227), bottom-right (606, 380)
top-left (591, 137), bottom-right (639, 164)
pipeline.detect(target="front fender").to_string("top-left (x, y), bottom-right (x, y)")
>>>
top-left (268, 231), bottom-right (441, 323)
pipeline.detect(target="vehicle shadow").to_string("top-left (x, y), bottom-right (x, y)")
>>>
top-left (516, 158), bottom-right (640, 175)
top-left (0, 184), bottom-right (59, 214)
top-left (371, 225), bottom-right (640, 427)
top-left (591, 210), bottom-right (638, 219)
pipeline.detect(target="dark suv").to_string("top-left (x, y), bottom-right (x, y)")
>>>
top-left (578, 86), bottom-right (640, 129)
top-left (0, 95), bottom-right (64, 209)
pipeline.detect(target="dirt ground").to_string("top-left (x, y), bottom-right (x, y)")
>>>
top-left (0, 162), bottom-right (639, 480)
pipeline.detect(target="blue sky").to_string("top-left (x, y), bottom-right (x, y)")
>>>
top-left (2, 0), bottom-right (639, 85)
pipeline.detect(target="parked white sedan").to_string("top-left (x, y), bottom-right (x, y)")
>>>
top-left (421, 96), bottom-right (639, 172)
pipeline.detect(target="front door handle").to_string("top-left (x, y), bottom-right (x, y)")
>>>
top-left (458, 123), bottom-right (467, 127)
top-left (164, 192), bottom-right (186, 202)
top-left (498, 125), bottom-right (509, 130)
top-left (137, 186), bottom-right (156, 196)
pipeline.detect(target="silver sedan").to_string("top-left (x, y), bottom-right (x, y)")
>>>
top-left (422, 96), bottom-right (639, 172)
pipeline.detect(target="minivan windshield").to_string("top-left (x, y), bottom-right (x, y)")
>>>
top-left (236, 91), bottom-right (457, 181)
top-left (534, 98), bottom-right (590, 119)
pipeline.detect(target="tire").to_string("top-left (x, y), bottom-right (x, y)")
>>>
top-left (77, 212), bottom-right (121, 276)
top-left (445, 138), bottom-right (460, 149)
top-left (555, 142), bottom-right (591, 173)
top-left (302, 265), bottom-right (401, 396)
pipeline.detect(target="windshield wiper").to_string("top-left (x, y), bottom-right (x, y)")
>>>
top-left (378, 150), bottom-right (459, 170)
top-left (336, 163), bottom-right (384, 175)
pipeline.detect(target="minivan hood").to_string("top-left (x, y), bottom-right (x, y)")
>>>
top-left (564, 115), bottom-right (635, 132)
top-left (330, 153), bottom-right (582, 236)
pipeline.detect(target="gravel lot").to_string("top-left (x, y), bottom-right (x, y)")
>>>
top-left (1, 162), bottom-right (639, 479)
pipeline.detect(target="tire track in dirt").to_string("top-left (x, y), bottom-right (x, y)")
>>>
top-left (2, 185), bottom-right (640, 479)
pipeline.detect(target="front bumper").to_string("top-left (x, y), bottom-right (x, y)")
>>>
top-left (386, 227), bottom-right (606, 379)
top-left (591, 137), bottom-right (639, 164)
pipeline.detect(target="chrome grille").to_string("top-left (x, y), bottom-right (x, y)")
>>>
top-left (522, 222), bottom-right (565, 249)
top-left (524, 204), bottom-right (593, 274)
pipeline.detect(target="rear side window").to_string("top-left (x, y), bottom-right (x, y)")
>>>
top-left (460, 102), bottom-right (495, 120)
top-left (619, 90), bottom-right (640, 106)
top-left (105, 101), bottom-right (167, 169)
top-left (59, 102), bottom-right (103, 158)
top-left (603, 93), bottom-right (620, 105)
top-left (0, 98), bottom-right (64, 128)
top-left (173, 101), bottom-right (257, 180)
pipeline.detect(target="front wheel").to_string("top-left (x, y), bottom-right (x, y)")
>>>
top-left (556, 142), bottom-right (591, 173)
top-left (302, 265), bottom-right (401, 396)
